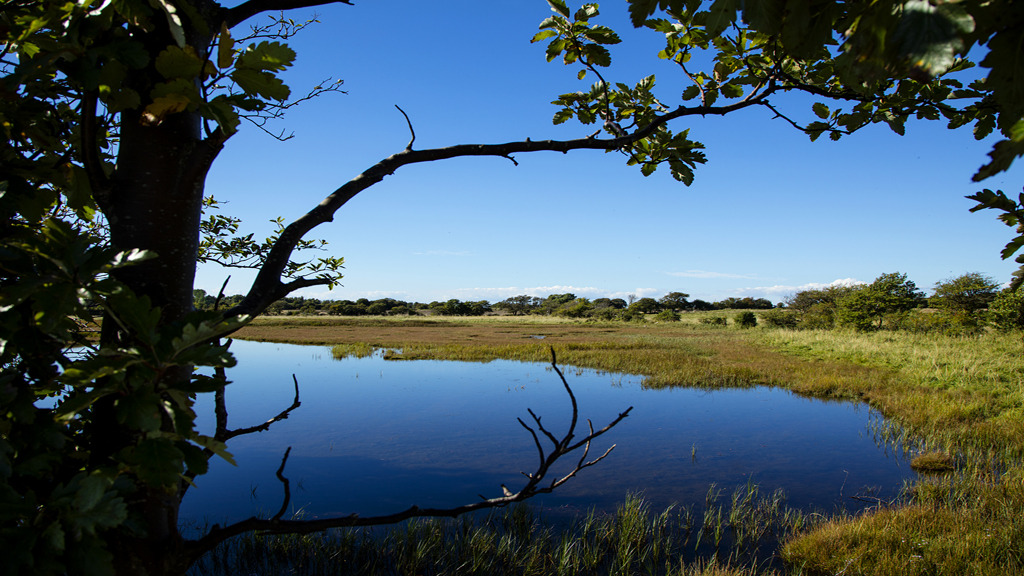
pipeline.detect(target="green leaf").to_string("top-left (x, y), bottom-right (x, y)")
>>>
top-left (193, 435), bottom-right (236, 466)
top-left (217, 22), bottom-right (235, 69)
top-left (548, 0), bottom-right (571, 19)
top-left (235, 41), bottom-right (296, 72)
top-left (150, 0), bottom-right (186, 47)
top-left (122, 438), bottom-right (184, 488)
top-left (575, 4), bottom-right (599, 21)
top-left (812, 102), bottom-right (830, 119)
top-left (231, 69), bottom-right (291, 101)
top-left (553, 109), bottom-right (574, 124)
top-left (682, 85), bottom-right (701, 100)
top-left (531, 29), bottom-right (558, 43)
top-left (973, 139), bottom-right (1024, 181)
top-left (720, 83), bottom-right (743, 98)
top-left (705, 0), bottom-right (740, 37)
top-left (154, 46), bottom-right (203, 79)
top-left (894, 0), bottom-right (974, 77)
top-left (584, 25), bottom-right (621, 45)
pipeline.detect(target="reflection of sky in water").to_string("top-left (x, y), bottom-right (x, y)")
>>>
top-left (181, 340), bottom-right (915, 526)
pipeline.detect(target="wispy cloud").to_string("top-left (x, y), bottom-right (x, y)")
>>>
top-left (737, 278), bottom-right (866, 300)
top-left (452, 285), bottom-right (604, 299)
top-left (666, 270), bottom-right (757, 280)
top-left (412, 250), bottom-right (472, 257)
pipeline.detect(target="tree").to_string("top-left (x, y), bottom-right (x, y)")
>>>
top-left (2, 0), bottom-right (1017, 574)
top-left (787, 285), bottom-right (858, 329)
top-left (495, 295), bottom-right (541, 316)
top-left (836, 272), bottom-right (923, 330)
top-left (659, 291), bottom-right (690, 311)
top-left (629, 297), bottom-right (662, 314)
top-left (931, 272), bottom-right (1001, 326)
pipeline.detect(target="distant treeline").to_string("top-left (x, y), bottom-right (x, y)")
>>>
top-left (191, 290), bottom-right (773, 320)
top-left (193, 271), bottom-right (1024, 334)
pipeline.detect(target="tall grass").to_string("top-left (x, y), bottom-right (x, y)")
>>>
top-left (189, 491), bottom-right (801, 576)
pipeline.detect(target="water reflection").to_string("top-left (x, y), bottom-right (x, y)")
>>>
top-left (180, 340), bottom-right (914, 526)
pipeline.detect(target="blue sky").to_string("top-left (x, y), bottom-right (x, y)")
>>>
top-left (199, 1), bottom-right (1023, 305)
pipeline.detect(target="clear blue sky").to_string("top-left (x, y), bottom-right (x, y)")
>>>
top-left (199, 1), bottom-right (1023, 305)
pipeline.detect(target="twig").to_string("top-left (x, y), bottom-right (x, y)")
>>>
top-left (272, 447), bottom-right (292, 522)
top-left (395, 105), bottom-right (415, 151)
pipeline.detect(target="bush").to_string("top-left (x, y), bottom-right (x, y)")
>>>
top-left (761, 308), bottom-right (799, 328)
top-left (591, 307), bottom-right (620, 321)
top-left (700, 316), bottom-right (727, 326)
top-left (618, 309), bottom-right (646, 322)
top-left (989, 288), bottom-right (1024, 331)
top-left (734, 311), bottom-right (757, 328)
top-left (798, 303), bottom-right (837, 330)
top-left (653, 309), bottom-right (681, 322)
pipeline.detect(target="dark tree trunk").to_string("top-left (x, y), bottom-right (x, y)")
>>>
top-left (96, 85), bottom-right (221, 576)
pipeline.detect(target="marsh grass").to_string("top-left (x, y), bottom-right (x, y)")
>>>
top-left (231, 316), bottom-right (1024, 574)
top-left (910, 451), bottom-right (956, 473)
top-left (189, 491), bottom-right (803, 576)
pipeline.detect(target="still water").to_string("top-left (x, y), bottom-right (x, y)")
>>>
top-left (179, 340), bottom-right (915, 526)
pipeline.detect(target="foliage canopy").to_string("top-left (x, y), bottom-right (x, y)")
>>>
top-left (2, 0), bottom-right (1022, 574)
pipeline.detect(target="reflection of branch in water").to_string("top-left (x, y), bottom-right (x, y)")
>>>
top-left (187, 347), bottom-right (632, 560)
top-left (181, 356), bottom-right (302, 496)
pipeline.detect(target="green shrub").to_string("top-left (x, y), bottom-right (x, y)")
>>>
top-left (734, 311), bottom-right (757, 328)
top-left (989, 288), bottom-right (1024, 331)
top-left (699, 316), bottom-right (727, 326)
top-left (761, 308), bottom-right (798, 328)
top-left (798, 303), bottom-right (836, 329)
top-left (653, 309), bottom-right (681, 322)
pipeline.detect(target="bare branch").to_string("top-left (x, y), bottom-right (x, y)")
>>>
top-left (222, 375), bottom-right (301, 440)
top-left (395, 105), bottom-right (415, 151)
top-left (225, 0), bottom-right (353, 29)
top-left (271, 447), bottom-right (293, 522)
top-left (226, 91), bottom-right (777, 319)
top-left (187, 348), bottom-right (632, 558)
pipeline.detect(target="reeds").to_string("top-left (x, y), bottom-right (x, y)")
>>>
top-left (188, 490), bottom-right (801, 576)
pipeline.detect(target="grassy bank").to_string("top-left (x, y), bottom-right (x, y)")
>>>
top-left (227, 315), bottom-right (1024, 575)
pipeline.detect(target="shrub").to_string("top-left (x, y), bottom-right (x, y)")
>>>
top-left (761, 308), bottom-right (799, 328)
top-left (798, 303), bottom-right (837, 330)
top-left (734, 311), bottom-right (757, 328)
top-left (700, 316), bottom-right (727, 326)
top-left (653, 309), bottom-right (681, 322)
top-left (989, 288), bottom-right (1024, 331)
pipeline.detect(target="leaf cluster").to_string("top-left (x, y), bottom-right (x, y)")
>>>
top-left (0, 218), bottom-right (246, 574)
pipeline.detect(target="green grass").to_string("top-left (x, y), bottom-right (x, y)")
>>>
top-left (189, 492), bottom-right (799, 576)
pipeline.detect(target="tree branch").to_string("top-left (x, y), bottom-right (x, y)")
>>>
top-left (221, 374), bottom-right (301, 440)
top-left (186, 348), bottom-right (632, 558)
top-left (226, 92), bottom-right (777, 319)
top-left (224, 0), bottom-right (352, 29)
top-left (79, 89), bottom-right (111, 210)
top-left (395, 105), bottom-right (415, 151)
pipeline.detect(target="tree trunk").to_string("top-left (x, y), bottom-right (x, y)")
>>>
top-left (97, 105), bottom-right (220, 576)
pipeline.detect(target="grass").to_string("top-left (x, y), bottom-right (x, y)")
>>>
top-left (189, 491), bottom-right (799, 576)
top-left (226, 314), bottom-right (1024, 575)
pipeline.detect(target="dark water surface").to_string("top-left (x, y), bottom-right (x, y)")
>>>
top-left (180, 340), bottom-right (915, 526)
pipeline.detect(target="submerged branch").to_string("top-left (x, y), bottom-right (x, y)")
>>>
top-left (187, 347), bottom-right (631, 556)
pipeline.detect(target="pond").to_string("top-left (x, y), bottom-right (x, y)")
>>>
top-left (180, 340), bottom-right (916, 527)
